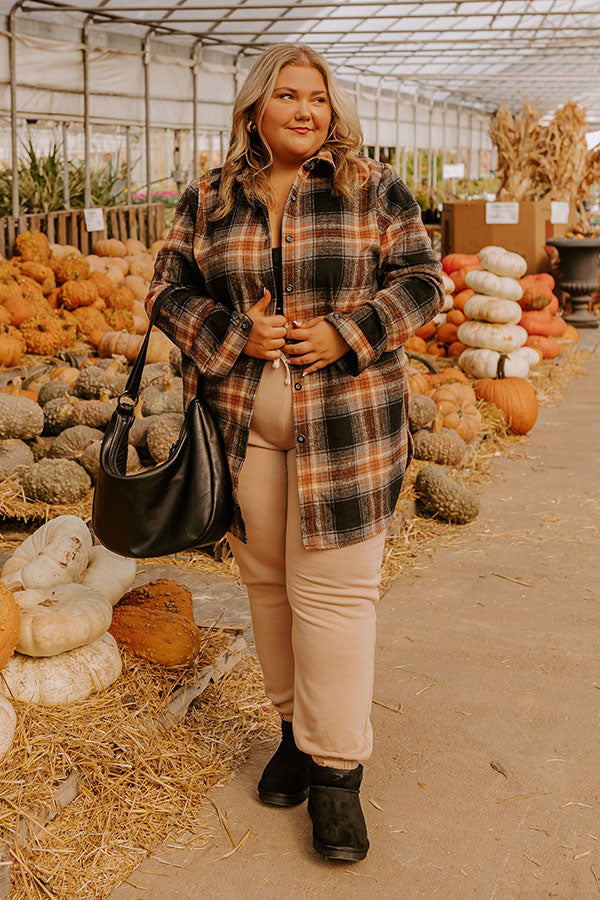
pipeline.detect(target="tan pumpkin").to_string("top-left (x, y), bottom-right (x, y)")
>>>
top-left (50, 365), bottom-right (80, 388)
top-left (108, 257), bottom-right (129, 276)
top-left (94, 238), bottom-right (126, 258)
top-left (0, 582), bottom-right (20, 672)
top-left (50, 243), bottom-right (81, 259)
top-left (123, 275), bottom-right (148, 301)
top-left (98, 329), bottom-right (172, 363)
top-left (431, 383), bottom-right (482, 441)
top-left (124, 238), bottom-right (147, 256)
top-left (132, 300), bottom-right (149, 334)
top-left (105, 265), bottom-right (125, 286)
top-left (150, 239), bottom-right (165, 257)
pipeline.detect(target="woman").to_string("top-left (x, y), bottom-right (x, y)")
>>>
top-left (146, 43), bottom-right (443, 862)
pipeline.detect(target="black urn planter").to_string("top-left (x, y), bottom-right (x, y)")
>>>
top-left (546, 237), bottom-right (600, 329)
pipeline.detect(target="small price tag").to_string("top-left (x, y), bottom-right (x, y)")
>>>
top-left (442, 163), bottom-right (465, 179)
top-left (83, 207), bottom-right (105, 232)
top-left (550, 201), bottom-right (570, 224)
top-left (485, 202), bottom-right (519, 225)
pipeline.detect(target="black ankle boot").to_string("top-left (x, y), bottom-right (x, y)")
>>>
top-left (257, 720), bottom-right (310, 807)
top-left (307, 759), bottom-right (368, 861)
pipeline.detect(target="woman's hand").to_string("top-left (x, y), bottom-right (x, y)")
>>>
top-left (242, 289), bottom-right (287, 360)
top-left (283, 316), bottom-right (351, 376)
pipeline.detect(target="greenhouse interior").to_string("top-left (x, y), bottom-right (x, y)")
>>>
top-left (0, 1), bottom-right (600, 898)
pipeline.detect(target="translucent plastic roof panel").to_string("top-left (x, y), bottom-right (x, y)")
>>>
top-left (6, 0), bottom-right (600, 122)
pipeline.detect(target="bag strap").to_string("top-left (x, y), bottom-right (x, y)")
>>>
top-left (116, 284), bottom-right (181, 413)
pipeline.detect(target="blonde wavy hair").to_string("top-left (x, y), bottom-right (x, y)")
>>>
top-left (211, 44), bottom-right (369, 219)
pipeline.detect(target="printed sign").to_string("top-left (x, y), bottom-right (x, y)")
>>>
top-left (442, 163), bottom-right (465, 179)
top-left (485, 202), bottom-right (519, 225)
top-left (550, 201), bottom-right (570, 224)
top-left (83, 207), bottom-right (105, 232)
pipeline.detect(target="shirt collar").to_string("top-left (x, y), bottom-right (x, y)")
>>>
top-left (236, 146), bottom-right (336, 184)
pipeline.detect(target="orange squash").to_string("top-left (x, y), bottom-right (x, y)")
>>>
top-left (453, 289), bottom-right (475, 312)
top-left (441, 253), bottom-right (479, 275)
top-left (428, 367), bottom-right (469, 387)
top-left (431, 383), bottom-right (482, 441)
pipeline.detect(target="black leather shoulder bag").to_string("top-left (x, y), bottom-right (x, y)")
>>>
top-left (92, 285), bottom-right (233, 558)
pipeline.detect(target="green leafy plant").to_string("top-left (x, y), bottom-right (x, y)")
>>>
top-left (0, 141), bottom-right (129, 216)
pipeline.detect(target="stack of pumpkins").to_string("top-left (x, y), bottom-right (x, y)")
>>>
top-left (517, 273), bottom-right (577, 359)
top-left (456, 246), bottom-right (541, 379)
top-left (0, 515), bottom-right (135, 708)
top-left (406, 271), bottom-right (468, 357)
top-left (0, 231), bottom-right (166, 368)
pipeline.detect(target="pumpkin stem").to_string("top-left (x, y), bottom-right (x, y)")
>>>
top-left (431, 412), bottom-right (443, 435)
top-left (496, 355), bottom-right (507, 380)
top-left (9, 378), bottom-right (22, 397)
top-left (162, 371), bottom-right (175, 392)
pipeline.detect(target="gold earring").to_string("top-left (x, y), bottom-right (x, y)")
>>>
top-left (246, 120), bottom-right (257, 133)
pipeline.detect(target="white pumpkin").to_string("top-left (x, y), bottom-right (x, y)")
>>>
top-left (0, 633), bottom-right (122, 706)
top-left (457, 321), bottom-right (528, 353)
top-left (433, 312), bottom-right (447, 326)
top-left (81, 546), bottom-right (137, 606)
top-left (478, 246), bottom-right (527, 279)
top-left (458, 348), bottom-right (531, 379)
top-left (441, 294), bottom-right (454, 313)
top-left (0, 694), bottom-right (16, 761)
top-left (519, 345), bottom-right (542, 367)
top-left (2, 516), bottom-right (92, 591)
top-left (465, 269), bottom-right (523, 302)
top-left (16, 583), bottom-right (113, 657)
top-left (463, 294), bottom-right (522, 325)
top-left (442, 274), bottom-right (455, 294)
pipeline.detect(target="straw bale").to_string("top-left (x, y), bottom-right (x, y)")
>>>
top-left (1, 634), bottom-right (278, 899)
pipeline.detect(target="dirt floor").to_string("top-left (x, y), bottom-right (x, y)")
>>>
top-left (109, 336), bottom-right (600, 900)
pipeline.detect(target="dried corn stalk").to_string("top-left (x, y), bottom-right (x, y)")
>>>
top-left (490, 99), bottom-right (600, 207)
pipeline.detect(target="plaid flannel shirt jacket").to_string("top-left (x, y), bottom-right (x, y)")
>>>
top-left (146, 150), bottom-right (444, 550)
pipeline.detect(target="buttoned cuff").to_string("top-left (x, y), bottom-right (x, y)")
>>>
top-left (325, 306), bottom-right (386, 376)
top-left (192, 307), bottom-right (254, 377)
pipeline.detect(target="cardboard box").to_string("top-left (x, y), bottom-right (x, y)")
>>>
top-left (441, 199), bottom-right (573, 274)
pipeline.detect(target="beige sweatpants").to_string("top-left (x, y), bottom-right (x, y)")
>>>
top-left (228, 361), bottom-right (386, 767)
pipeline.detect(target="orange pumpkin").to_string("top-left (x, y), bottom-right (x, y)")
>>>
top-left (525, 335), bottom-right (560, 359)
top-left (561, 323), bottom-right (580, 341)
top-left (0, 582), bottom-right (20, 672)
top-left (426, 341), bottom-right (447, 357)
top-left (519, 308), bottom-right (553, 336)
top-left (405, 335), bottom-right (428, 353)
top-left (428, 367), bottom-right (469, 387)
top-left (446, 309), bottom-right (467, 326)
top-left (415, 320), bottom-right (437, 341)
top-left (447, 340), bottom-right (468, 358)
top-left (406, 367), bottom-right (431, 394)
top-left (59, 279), bottom-right (99, 310)
top-left (546, 316), bottom-right (567, 338)
top-left (453, 289), bottom-right (475, 312)
top-left (474, 356), bottom-right (538, 435)
top-left (0, 324), bottom-right (24, 367)
top-left (547, 294), bottom-right (559, 315)
top-left (436, 322), bottom-right (459, 344)
top-left (2, 292), bottom-right (47, 326)
top-left (98, 329), bottom-right (172, 363)
top-left (450, 265), bottom-right (480, 293)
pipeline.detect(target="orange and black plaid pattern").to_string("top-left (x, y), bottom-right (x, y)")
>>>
top-left (146, 150), bottom-right (444, 549)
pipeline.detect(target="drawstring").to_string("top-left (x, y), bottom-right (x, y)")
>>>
top-left (272, 354), bottom-right (291, 385)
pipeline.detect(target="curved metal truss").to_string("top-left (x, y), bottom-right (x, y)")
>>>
top-left (6, 0), bottom-right (600, 122)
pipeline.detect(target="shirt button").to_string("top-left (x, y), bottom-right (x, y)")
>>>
top-left (285, 284), bottom-right (293, 293)
top-left (291, 192), bottom-right (297, 202)
top-left (285, 235), bottom-right (293, 242)
top-left (296, 434), bottom-right (305, 443)
top-left (294, 382), bottom-right (302, 390)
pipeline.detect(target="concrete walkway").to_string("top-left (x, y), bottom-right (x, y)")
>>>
top-left (110, 335), bottom-right (600, 900)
